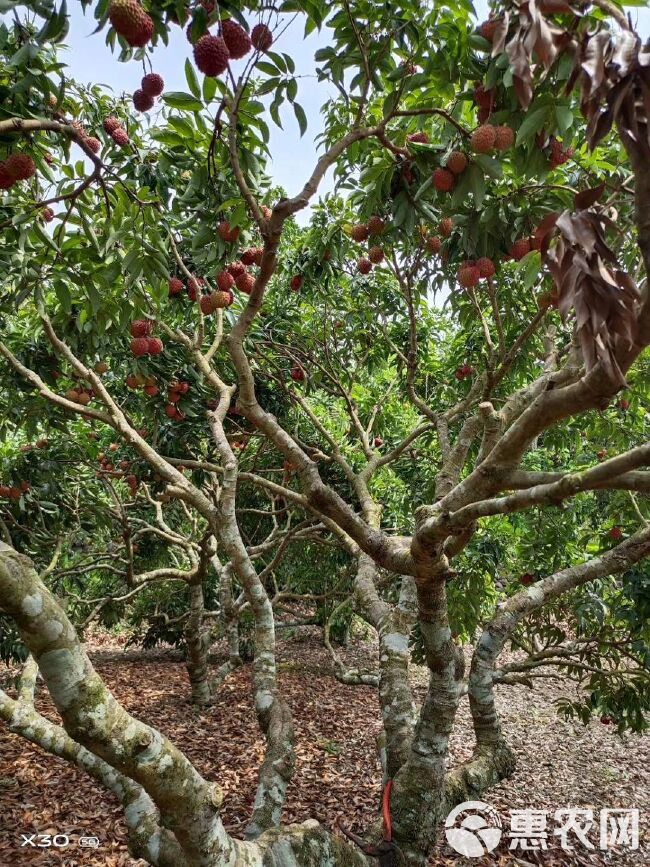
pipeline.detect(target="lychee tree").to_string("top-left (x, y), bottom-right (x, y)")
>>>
top-left (1, 0), bottom-right (650, 865)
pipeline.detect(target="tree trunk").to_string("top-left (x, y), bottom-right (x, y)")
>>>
top-left (185, 580), bottom-right (213, 706)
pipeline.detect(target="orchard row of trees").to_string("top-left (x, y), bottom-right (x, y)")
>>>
top-left (1, 1), bottom-right (649, 865)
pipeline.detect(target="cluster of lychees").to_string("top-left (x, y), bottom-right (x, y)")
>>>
top-left (103, 116), bottom-right (130, 148)
top-left (348, 215), bottom-right (386, 274)
top-left (548, 136), bottom-right (574, 169)
top-left (430, 126), bottom-right (513, 194)
top-left (192, 19), bottom-right (273, 77)
top-left (108, 0), bottom-right (154, 48)
top-left (0, 152), bottom-right (36, 190)
top-left (129, 319), bottom-right (163, 356)
top-left (133, 72), bottom-right (165, 113)
top-left (64, 385), bottom-right (95, 406)
top-left (0, 480), bottom-right (30, 500)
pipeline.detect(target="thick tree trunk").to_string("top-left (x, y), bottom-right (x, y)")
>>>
top-left (0, 542), bottom-right (369, 867)
top-left (211, 561), bottom-right (243, 689)
top-left (185, 580), bottom-right (213, 706)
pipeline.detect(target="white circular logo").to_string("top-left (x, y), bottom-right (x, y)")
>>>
top-left (445, 800), bottom-right (503, 857)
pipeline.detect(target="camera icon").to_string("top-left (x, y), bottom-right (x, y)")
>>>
top-left (78, 836), bottom-right (100, 848)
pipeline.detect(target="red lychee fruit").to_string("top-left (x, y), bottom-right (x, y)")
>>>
top-left (200, 294), bottom-right (216, 315)
top-left (108, 0), bottom-right (154, 48)
top-left (509, 238), bottom-right (531, 261)
top-left (368, 245), bottom-right (384, 264)
top-left (147, 337), bottom-right (163, 355)
top-left (458, 262), bottom-right (481, 288)
top-left (165, 404), bottom-right (177, 418)
top-left (473, 83), bottom-right (494, 109)
top-left (133, 89), bottom-right (154, 112)
top-left (290, 275), bottom-right (302, 291)
top-left (425, 236), bottom-right (441, 254)
top-left (194, 34), bottom-right (230, 76)
top-left (479, 19), bottom-right (499, 42)
top-left (227, 261), bottom-right (246, 278)
top-left (126, 374), bottom-right (139, 389)
top-left (85, 137), bottom-right (101, 154)
top-left (432, 168), bottom-right (454, 192)
top-left (600, 716), bottom-right (612, 725)
top-left (42, 207), bottom-right (54, 222)
top-left (619, 399), bottom-right (630, 411)
top-left (168, 277), bottom-right (184, 296)
top-left (290, 364), bottom-right (305, 382)
top-left (236, 271), bottom-right (255, 294)
top-left (221, 19), bottom-right (252, 59)
top-left (407, 132), bottom-right (429, 144)
top-left (367, 215), bottom-right (385, 236)
top-left (141, 73), bottom-right (164, 97)
top-left (130, 337), bottom-right (149, 357)
top-left (350, 224), bottom-right (369, 242)
top-left (520, 573), bottom-right (534, 586)
top-left (609, 526), bottom-right (623, 541)
top-left (470, 124), bottom-right (497, 154)
top-left (597, 449), bottom-right (607, 461)
top-left (446, 151), bottom-right (468, 175)
top-left (130, 319), bottom-right (153, 338)
top-left (251, 23), bottom-right (273, 51)
top-left (241, 247), bottom-right (260, 266)
top-left (5, 153), bottom-right (36, 181)
top-left (187, 278), bottom-right (201, 301)
top-left (373, 437), bottom-right (383, 447)
top-left (217, 220), bottom-right (239, 242)
top-left (111, 127), bottom-right (130, 147)
top-left (439, 217), bottom-right (454, 237)
top-left (144, 384), bottom-right (158, 396)
top-left (477, 257), bottom-right (495, 278)
top-left (401, 165), bottom-right (414, 185)
top-left (494, 125), bottom-right (514, 151)
top-left (0, 162), bottom-right (14, 190)
top-left (211, 289), bottom-right (233, 308)
top-left (216, 271), bottom-right (235, 291)
top-left (357, 258), bottom-right (372, 275)
top-left (65, 388), bottom-right (80, 402)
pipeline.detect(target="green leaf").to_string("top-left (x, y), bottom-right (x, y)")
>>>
top-left (516, 106), bottom-right (552, 145)
top-left (184, 58), bottom-right (201, 99)
top-left (162, 92), bottom-right (203, 112)
top-left (293, 102), bottom-right (307, 137)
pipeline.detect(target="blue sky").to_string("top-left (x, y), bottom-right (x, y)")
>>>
top-left (15, 2), bottom-right (650, 217)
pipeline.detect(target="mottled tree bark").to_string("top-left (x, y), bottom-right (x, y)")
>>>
top-left (185, 579), bottom-right (213, 706)
top-left (211, 561), bottom-right (243, 689)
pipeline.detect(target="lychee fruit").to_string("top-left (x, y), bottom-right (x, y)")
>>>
top-left (165, 404), bottom-right (178, 418)
top-left (108, 0), bottom-right (154, 48)
top-left (211, 289), bottom-right (233, 308)
top-left (216, 271), bottom-right (235, 291)
top-left (439, 217), bottom-right (454, 237)
top-left (251, 23), bottom-right (273, 51)
top-left (241, 247), bottom-right (261, 265)
top-left (373, 436), bottom-right (383, 447)
top-left (0, 162), bottom-right (14, 190)
top-left (200, 294), bottom-right (216, 315)
top-left (218, 220), bottom-right (239, 242)
top-left (470, 124), bottom-right (497, 153)
top-left (425, 236), bottom-right (441, 254)
top-left (479, 19), bottom-right (499, 42)
top-left (290, 275), bottom-right (302, 291)
top-left (520, 573), bottom-right (534, 586)
top-left (236, 271), bottom-right (255, 294)
top-left (290, 364), bottom-right (305, 382)
top-left (221, 18), bottom-right (252, 59)
top-left (147, 337), bottom-right (163, 355)
top-left (432, 168), bottom-right (454, 192)
top-left (407, 132), bottom-right (429, 144)
top-left (169, 277), bottom-right (184, 296)
top-left (350, 224), bottom-right (369, 242)
top-left (130, 337), bottom-right (149, 357)
top-left (42, 207), bottom-right (54, 222)
top-left (457, 262), bottom-right (481, 288)
top-left (367, 215), bottom-right (385, 236)
top-left (5, 153), bottom-right (36, 181)
top-left (609, 526), bottom-right (623, 541)
top-left (85, 137), bottom-right (102, 153)
top-left (368, 245), bottom-right (384, 264)
top-left (130, 319), bottom-right (152, 338)
top-left (494, 125), bottom-right (514, 151)
top-left (509, 238), bottom-right (531, 260)
top-left (194, 34), bottom-right (230, 76)
top-left (141, 73), bottom-right (164, 97)
top-left (477, 257), bottom-right (495, 278)
top-left (111, 127), bottom-right (129, 147)
top-left (357, 258), bottom-right (372, 275)
top-left (133, 89), bottom-right (154, 112)
top-left (446, 151), bottom-right (468, 174)
top-left (227, 261), bottom-right (247, 278)
top-left (94, 361), bottom-right (109, 374)
top-left (187, 278), bottom-right (200, 301)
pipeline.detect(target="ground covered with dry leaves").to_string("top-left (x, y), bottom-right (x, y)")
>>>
top-left (0, 629), bottom-right (647, 867)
